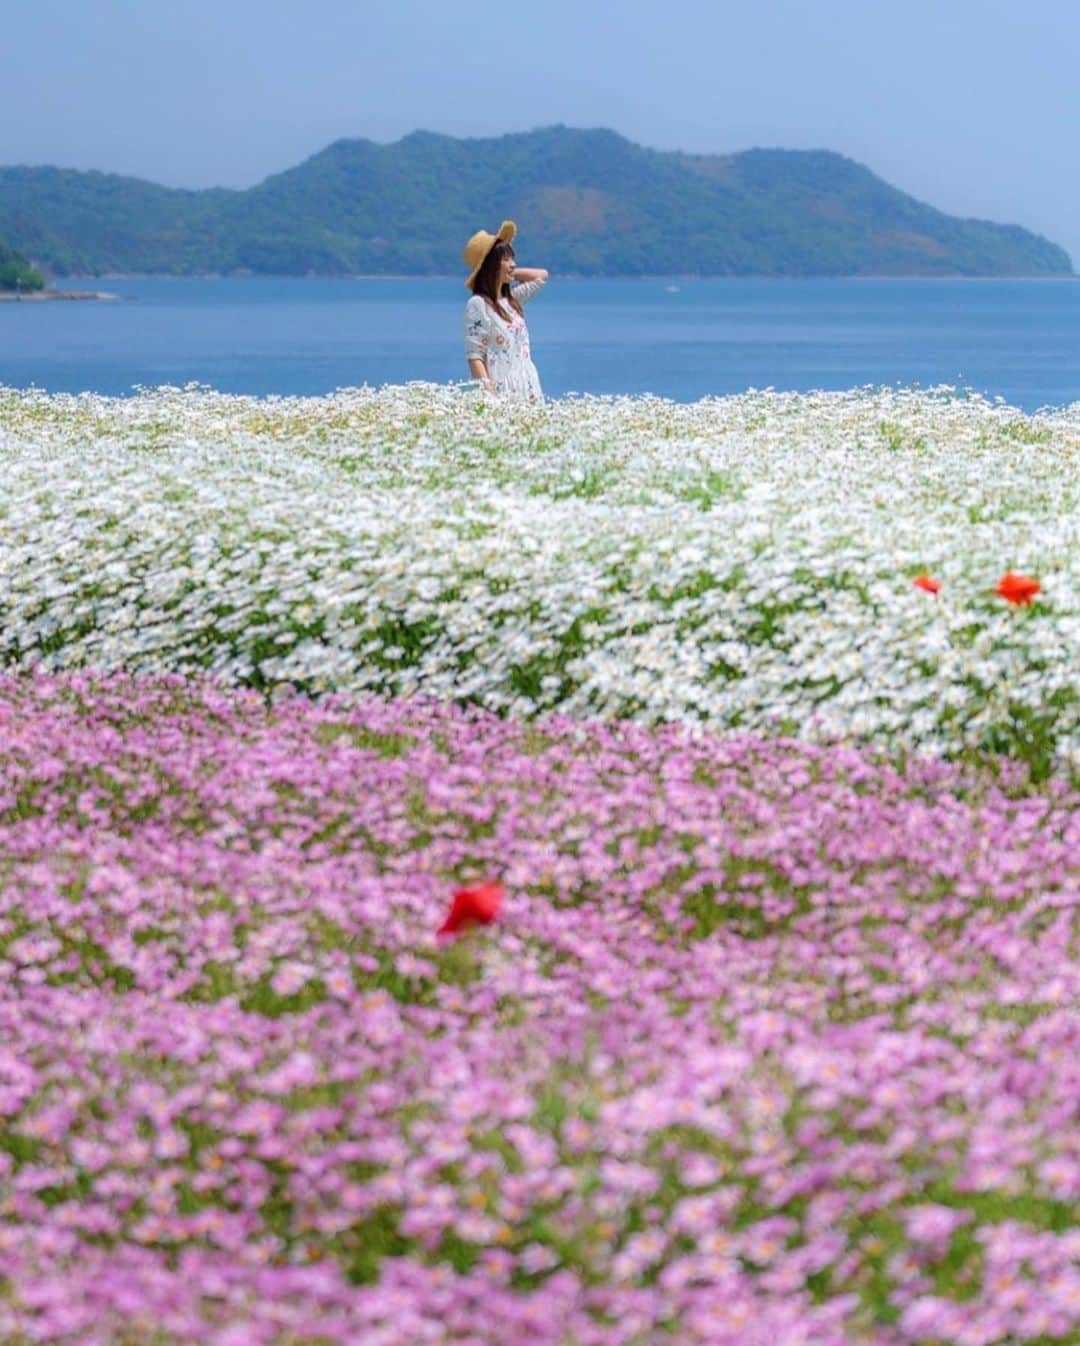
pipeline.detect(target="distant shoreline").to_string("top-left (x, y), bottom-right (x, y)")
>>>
top-left (0, 288), bottom-right (120, 302)
top-left (61, 272), bottom-right (1079, 284)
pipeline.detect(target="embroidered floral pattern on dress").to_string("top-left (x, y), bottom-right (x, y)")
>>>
top-left (463, 278), bottom-right (546, 400)
top-left (465, 311), bottom-right (488, 356)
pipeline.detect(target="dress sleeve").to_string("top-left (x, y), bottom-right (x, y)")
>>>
top-left (511, 278), bottom-right (547, 305)
top-left (464, 296), bottom-right (489, 361)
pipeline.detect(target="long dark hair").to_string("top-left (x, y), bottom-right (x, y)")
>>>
top-left (470, 240), bottom-right (523, 322)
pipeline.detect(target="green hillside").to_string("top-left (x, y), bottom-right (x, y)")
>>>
top-left (0, 127), bottom-right (1071, 278)
top-left (0, 234), bottom-right (44, 291)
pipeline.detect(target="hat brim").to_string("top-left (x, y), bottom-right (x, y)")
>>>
top-left (465, 219), bottom-right (518, 288)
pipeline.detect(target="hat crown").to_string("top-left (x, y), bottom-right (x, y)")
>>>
top-left (463, 230), bottom-right (497, 271)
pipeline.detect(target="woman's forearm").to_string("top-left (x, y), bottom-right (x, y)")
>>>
top-left (468, 357), bottom-right (492, 389)
top-left (512, 267), bottom-right (548, 283)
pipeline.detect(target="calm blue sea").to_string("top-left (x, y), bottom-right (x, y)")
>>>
top-left (1, 276), bottom-right (1078, 411)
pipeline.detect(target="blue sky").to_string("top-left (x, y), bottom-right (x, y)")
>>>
top-left (6, 0), bottom-right (1079, 264)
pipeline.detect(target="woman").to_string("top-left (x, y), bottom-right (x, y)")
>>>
top-left (463, 220), bottom-right (548, 400)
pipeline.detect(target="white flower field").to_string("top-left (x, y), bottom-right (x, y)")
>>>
top-left (2, 382), bottom-right (1077, 773)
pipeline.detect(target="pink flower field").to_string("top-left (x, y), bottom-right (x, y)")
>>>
top-left (1, 671), bottom-right (1077, 1345)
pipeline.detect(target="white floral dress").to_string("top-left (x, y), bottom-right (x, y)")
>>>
top-left (463, 278), bottom-right (546, 400)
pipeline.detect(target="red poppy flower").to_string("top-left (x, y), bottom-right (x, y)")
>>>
top-left (994, 572), bottom-right (1040, 606)
top-left (913, 575), bottom-right (941, 594)
top-left (437, 881), bottom-right (504, 938)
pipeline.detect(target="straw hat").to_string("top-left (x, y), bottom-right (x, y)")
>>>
top-left (463, 219), bottom-right (517, 288)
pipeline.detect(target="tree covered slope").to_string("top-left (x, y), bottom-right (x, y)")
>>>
top-left (0, 126), bottom-right (1070, 277)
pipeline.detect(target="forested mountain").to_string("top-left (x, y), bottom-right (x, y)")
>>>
top-left (0, 235), bottom-right (44, 290)
top-left (0, 126), bottom-right (1071, 278)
